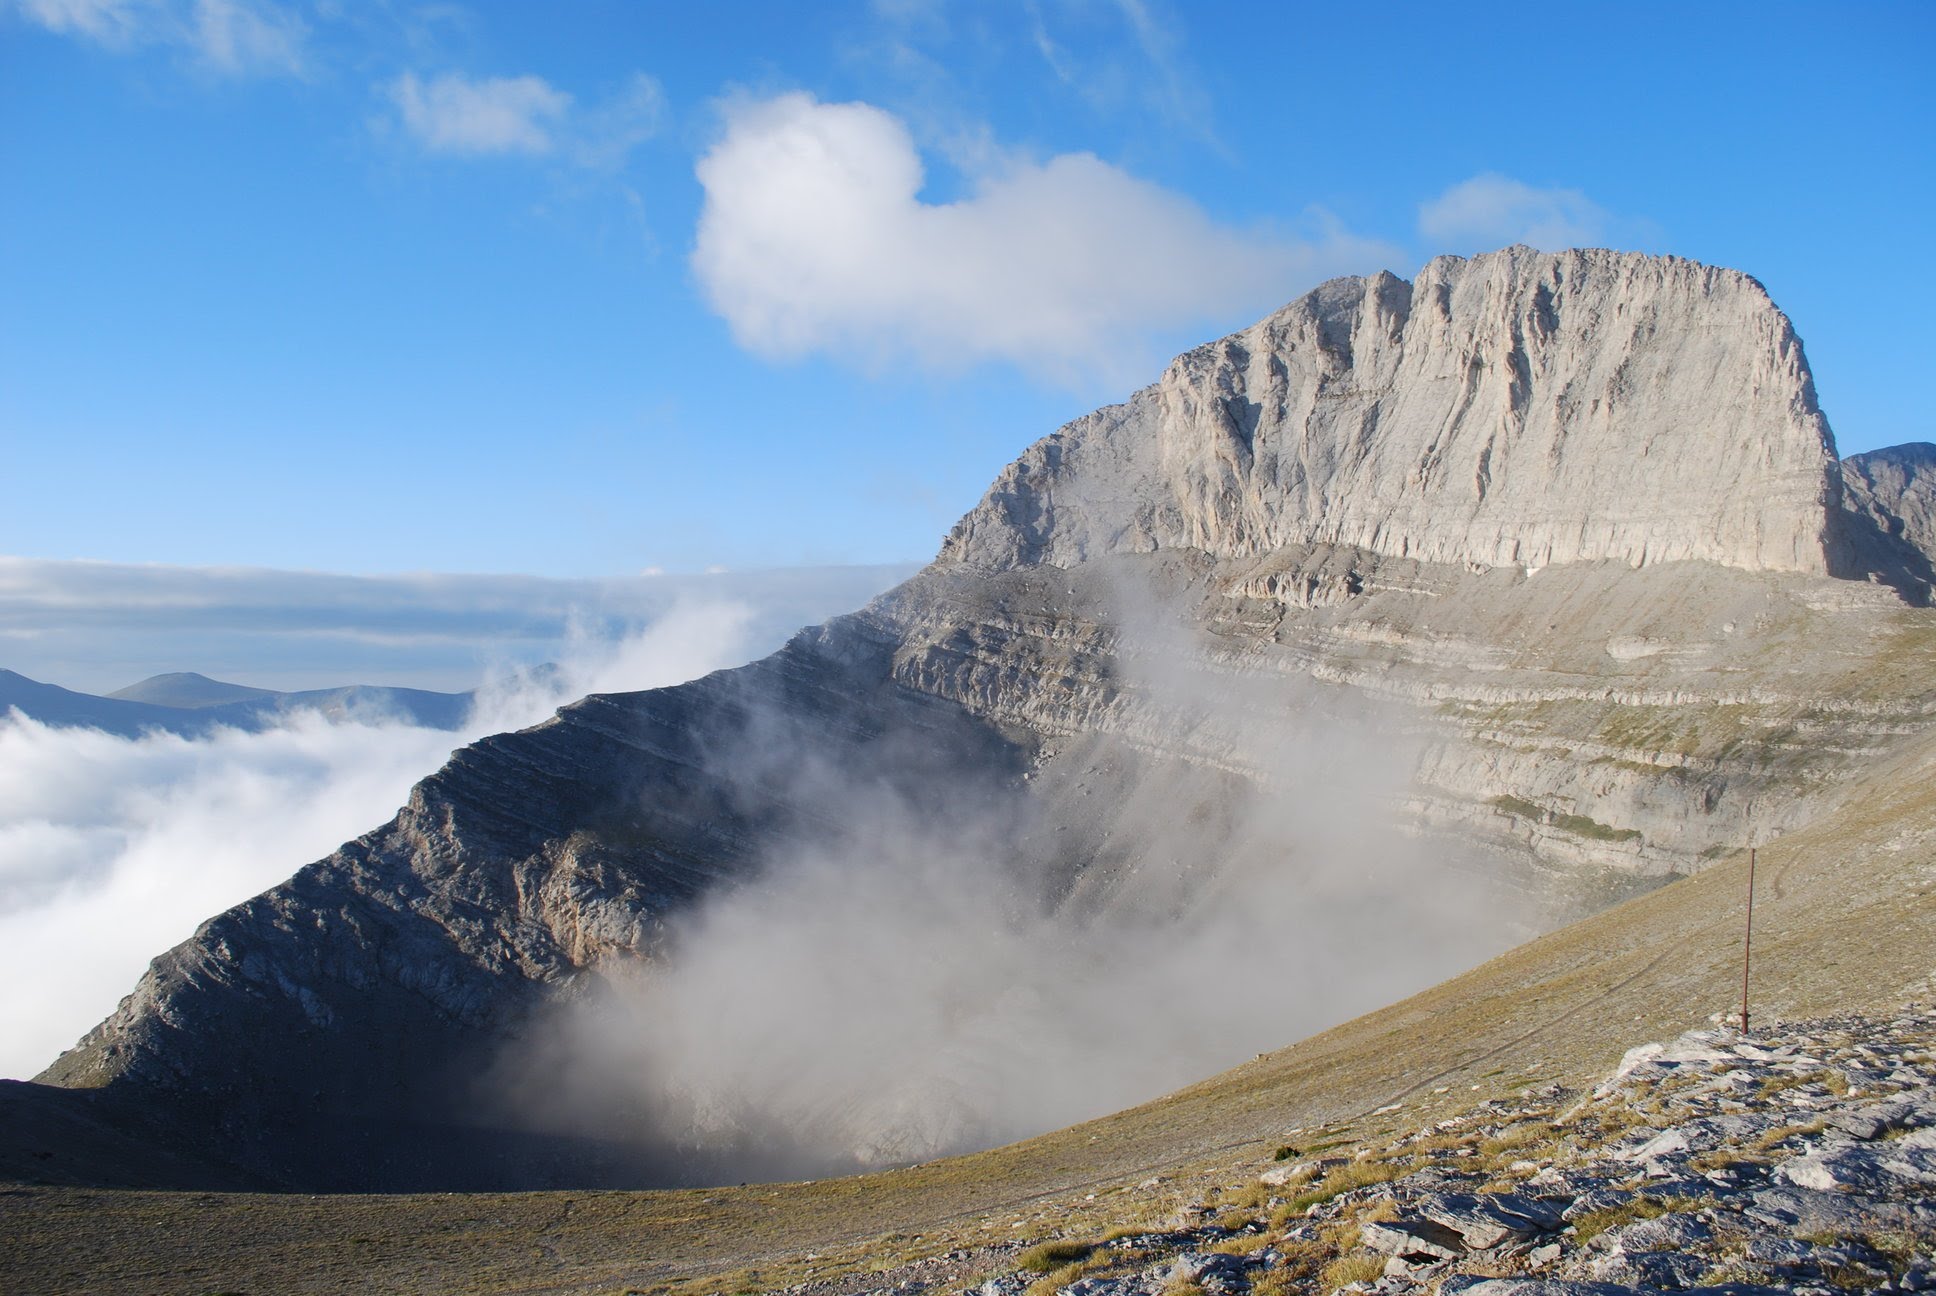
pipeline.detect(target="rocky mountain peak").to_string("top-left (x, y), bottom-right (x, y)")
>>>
top-left (942, 247), bottom-right (1842, 577)
top-left (19, 248), bottom-right (1936, 1198)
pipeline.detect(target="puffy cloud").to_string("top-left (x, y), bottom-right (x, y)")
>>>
top-left (388, 70), bottom-right (572, 155)
top-left (692, 93), bottom-right (1399, 384)
top-left (1418, 173), bottom-right (1613, 254)
top-left (0, 713), bottom-right (468, 1079)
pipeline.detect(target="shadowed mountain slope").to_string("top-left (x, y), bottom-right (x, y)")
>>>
top-left (1841, 441), bottom-right (1936, 601)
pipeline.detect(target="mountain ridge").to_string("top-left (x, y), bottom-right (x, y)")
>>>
top-left (107, 671), bottom-right (282, 708)
top-left (21, 247), bottom-right (1936, 1194)
top-left (1, 667), bottom-right (477, 736)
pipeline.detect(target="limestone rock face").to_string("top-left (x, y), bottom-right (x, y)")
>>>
top-left (1843, 444), bottom-right (1936, 550)
top-left (1841, 442), bottom-right (1936, 597)
top-left (944, 248), bottom-right (1843, 576)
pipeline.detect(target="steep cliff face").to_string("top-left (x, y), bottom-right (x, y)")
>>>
top-left (1842, 442), bottom-right (1936, 600)
top-left (29, 249), bottom-right (1936, 1191)
top-left (944, 248), bottom-right (1843, 576)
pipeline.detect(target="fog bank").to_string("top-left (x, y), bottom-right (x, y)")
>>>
top-left (0, 602), bottom-right (762, 1079)
top-left (485, 579), bottom-right (1532, 1183)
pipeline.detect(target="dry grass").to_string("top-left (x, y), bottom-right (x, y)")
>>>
top-left (1752, 1119), bottom-right (1826, 1154)
top-left (1686, 1119), bottom-right (1823, 1174)
top-left (1024, 1249), bottom-right (1122, 1296)
top-left (1207, 1232), bottom-right (1274, 1256)
top-left (1017, 1240), bottom-right (1096, 1273)
top-left (1570, 1193), bottom-right (1712, 1245)
top-left (1318, 1253), bottom-right (1386, 1289)
top-left (1286, 1159), bottom-right (1403, 1212)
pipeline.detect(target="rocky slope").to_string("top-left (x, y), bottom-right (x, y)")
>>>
top-left (926, 1011), bottom-right (1936, 1296)
top-left (23, 247), bottom-right (1936, 1191)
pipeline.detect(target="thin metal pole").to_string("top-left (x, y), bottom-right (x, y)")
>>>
top-left (1740, 846), bottom-right (1756, 1034)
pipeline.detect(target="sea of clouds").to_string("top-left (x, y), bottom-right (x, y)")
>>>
top-left (0, 560), bottom-right (910, 1079)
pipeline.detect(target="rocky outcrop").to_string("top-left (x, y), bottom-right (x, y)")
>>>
top-left (965, 1010), bottom-right (1936, 1296)
top-left (1841, 442), bottom-right (1936, 601)
top-left (1844, 443), bottom-right (1936, 555)
top-left (943, 249), bottom-right (1843, 577)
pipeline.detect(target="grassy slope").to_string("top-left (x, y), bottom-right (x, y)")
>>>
top-left (4, 729), bottom-right (1932, 1295)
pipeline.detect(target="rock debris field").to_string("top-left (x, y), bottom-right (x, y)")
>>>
top-left (799, 1008), bottom-right (1935, 1296)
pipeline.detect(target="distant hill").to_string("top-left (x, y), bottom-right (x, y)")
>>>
top-left (0, 670), bottom-right (225, 739)
top-left (1, 669), bottom-right (475, 737)
top-left (107, 672), bottom-right (279, 709)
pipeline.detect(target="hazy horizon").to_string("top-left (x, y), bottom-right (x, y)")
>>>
top-left (0, 556), bottom-right (917, 695)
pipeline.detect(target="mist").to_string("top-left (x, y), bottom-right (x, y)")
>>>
top-left (485, 570), bottom-right (1535, 1184)
top-left (0, 601), bottom-right (761, 1080)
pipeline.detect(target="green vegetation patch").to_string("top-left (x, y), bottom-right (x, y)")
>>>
top-left (1488, 795), bottom-right (1640, 842)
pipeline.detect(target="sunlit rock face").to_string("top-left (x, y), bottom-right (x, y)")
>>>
top-left (945, 247), bottom-right (1843, 577)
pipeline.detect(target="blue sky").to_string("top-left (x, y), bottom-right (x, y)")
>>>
top-left (3, 0), bottom-right (1931, 580)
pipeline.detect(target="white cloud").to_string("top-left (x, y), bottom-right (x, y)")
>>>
top-left (570, 71), bottom-right (666, 169)
top-left (1418, 173), bottom-right (1613, 254)
top-left (0, 601), bottom-right (765, 1080)
top-left (692, 93), bottom-right (1398, 384)
top-left (11, 0), bottom-right (306, 76)
top-left (14, 0), bottom-right (151, 42)
top-left (189, 0), bottom-right (303, 76)
top-left (383, 69), bottom-right (666, 166)
top-left (0, 713), bottom-right (465, 1080)
top-left (388, 70), bottom-right (571, 155)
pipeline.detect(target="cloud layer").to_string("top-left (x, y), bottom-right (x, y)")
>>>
top-left (693, 93), bottom-right (1398, 384)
